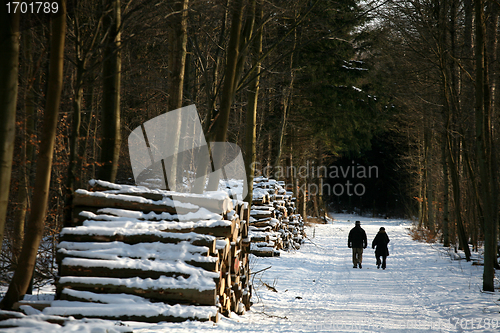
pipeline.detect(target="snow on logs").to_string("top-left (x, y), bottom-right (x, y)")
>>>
top-left (249, 177), bottom-right (306, 257)
top-left (54, 180), bottom-right (251, 323)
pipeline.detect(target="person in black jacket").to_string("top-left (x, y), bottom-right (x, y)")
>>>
top-left (348, 221), bottom-right (367, 268)
top-left (372, 227), bottom-right (390, 269)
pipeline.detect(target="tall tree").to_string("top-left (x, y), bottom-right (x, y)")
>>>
top-left (475, 0), bottom-right (495, 292)
top-left (99, 0), bottom-right (122, 182)
top-left (0, 0), bottom-right (66, 310)
top-left (13, 30), bottom-right (37, 262)
top-left (244, 0), bottom-right (262, 204)
top-left (166, 0), bottom-right (189, 191)
top-left (211, 0), bottom-right (245, 143)
top-left (205, 0), bottom-right (246, 191)
top-left (0, 7), bottom-right (20, 255)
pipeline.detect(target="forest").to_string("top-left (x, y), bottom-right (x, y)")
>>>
top-left (0, 0), bottom-right (499, 313)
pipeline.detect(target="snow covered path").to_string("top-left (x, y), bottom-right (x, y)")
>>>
top-left (131, 214), bottom-right (499, 332)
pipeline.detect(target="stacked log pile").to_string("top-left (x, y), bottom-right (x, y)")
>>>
top-left (51, 180), bottom-right (251, 322)
top-left (249, 177), bottom-right (306, 257)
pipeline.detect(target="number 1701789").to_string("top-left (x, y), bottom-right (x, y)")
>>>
top-left (6, 2), bottom-right (59, 14)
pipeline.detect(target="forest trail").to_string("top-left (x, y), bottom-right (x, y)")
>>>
top-left (130, 214), bottom-right (499, 332)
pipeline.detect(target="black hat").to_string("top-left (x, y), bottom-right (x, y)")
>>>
top-left (355, 221), bottom-right (361, 225)
top-left (379, 227), bottom-right (385, 231)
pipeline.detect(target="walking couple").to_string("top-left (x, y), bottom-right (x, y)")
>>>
top-left (347, 221), bottom-right (390, 270)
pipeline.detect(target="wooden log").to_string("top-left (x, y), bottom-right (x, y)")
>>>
top-left (249, 234), bottom-right (268, 242)
top-left (240, 219), bottom-right (249, 239)
top-left (242, 288), bottom-right (251, 311)
top-left (12, 301), bottom-right (52, 312)
top-left (71, 206), bottom-right (183, 226)
top-left (57, 278), bottom-right (217, 306)
top-left (250, 204), bottom-right (273, 210)
top-left (70, 207), bottom-right (102, 226)
top-left (251, 220), bottom-right (275, 228)
top-left (250, 211), bottom-right (274, 220)
top-left (218, 272), bottom-right (226, 296)
top-left (250, 216), bottom-right (272, 224)
top-left (88, 180), bottom-right (233, 214)
top-left (230, 290), bottom-right (237, 313)
top-left (250, 242), bottom-right (280, 257)
top-left (73, 190), bottom-right (191, 215)
top-left (250, 249), bottom-right (280, 257)
top-left (59, 257), bottom-right (219, 281)
top-left (240, 238), bottom-right (251, 254)
top-left (248, 225), bottom-right (272, 232)
top-left (160, 223), bottom-right (234, 238)
top-left (217, 239), bottom-right (231, 263)
top-left (230, 220), bottom-right (240, 242)
top-left (59, 230), bottom-right (217, 253)
top-left (47, 299), bottom-right (219, 323)
top-left (57, 252), bottom-right (218, 272)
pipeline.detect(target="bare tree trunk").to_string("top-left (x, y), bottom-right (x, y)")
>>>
top-left (442, 132), bottom-right (450, 247)
top-left (77, 75), bottom-right (95, 190)
top-left (167, 0), bottom-right (189, 191)
top-left (437, 0), bottom-right (452, 248)
top-left (244, 0), bottom-right (262, 204)
top-left (417, 133), bottom-right (424, 229)
top-left (206, 0), bottom-right (245, 191)
top-left (274, 12), bottom-right (297, 170)
top-left (12, 27), bottom-right (36, 263)
top-left (485, 1), bottom-right (500, 269)
top-left (211, 0), bottom-right (244, 143)
top-left (99, 0), bottom-right (121, 182)
top-left (424, 125), bottom-right (435, 233)
top-left (475, 0), bottom-right (495, 292)
top-left (202, 0), bottom-right (229, 135)
top-left (447, 134), bottom-right (471, 261)
top-left (0, 8), bottom-right (20, 255)
top-left (65, 9), bottom-right (86, 223)
top-left (0, 0), bottom-right (66, 310)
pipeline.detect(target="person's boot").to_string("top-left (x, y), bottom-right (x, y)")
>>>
top-left (377, 264), bottom-right (380, 269)
top-left (359, 263), bottom-right (362, 269)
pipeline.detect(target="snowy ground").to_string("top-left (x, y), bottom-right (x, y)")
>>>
top-left (3, 214), bottom-right (499, 332)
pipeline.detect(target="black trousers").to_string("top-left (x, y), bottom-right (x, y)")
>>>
top-left (376, 255), bottom-right (387, 269)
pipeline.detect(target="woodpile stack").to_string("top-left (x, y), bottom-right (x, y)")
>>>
top-left (249, 177), bottom-right (306, 257)
top-left (51, 180), bottom-right (251, 322)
